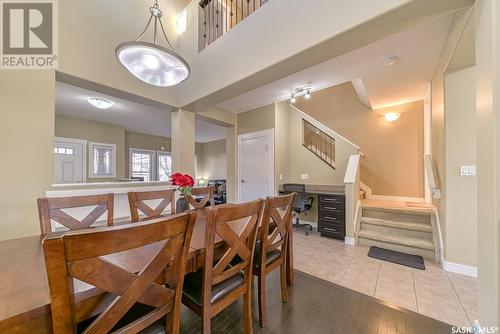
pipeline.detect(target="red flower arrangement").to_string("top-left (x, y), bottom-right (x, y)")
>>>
top-left (169, 172), bottom-right (195, 196)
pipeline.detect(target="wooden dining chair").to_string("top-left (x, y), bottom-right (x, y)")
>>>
top-left (182, 200), bottom-right (265, 334)
top-left (127, 189), bottom-right (176, 221)
top-left (37, 194), bottom-right (114, 234)
top-left (185, 186), bottom-right (216, 210)
top-left (253, 193), bottom-right (296, 327)
top-left (43, 211), bottom-right (196, 334)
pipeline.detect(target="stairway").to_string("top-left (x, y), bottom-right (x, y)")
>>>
top-left (357, 204), bottom-right (437, 260)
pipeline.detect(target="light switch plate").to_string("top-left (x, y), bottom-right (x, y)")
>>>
top-left (460, 165), bottom-right (476, 176)
top-left (279, 174), bottom-right (283, 180)
top-left (300, 174), bottom-right (309, 180)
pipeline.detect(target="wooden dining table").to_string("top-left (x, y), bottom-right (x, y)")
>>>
top-left (0, 208), bottom-right (294, 333)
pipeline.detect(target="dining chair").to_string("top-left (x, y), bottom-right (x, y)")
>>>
top-left (185, 186), bottom-right (216, 210)
top-left (37, 194), bottom-right (114, 234)
top-left (182, 199), bottom-right (265, 334)
top-left (127, 189), bottom-right (176, 221)
top-left (43, 211), bottom-right (196, 334)
top-left (253, 193), bottom-right (295, 327)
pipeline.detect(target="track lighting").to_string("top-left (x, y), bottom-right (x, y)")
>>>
top-left (289, 86), bottom-right (313, 102)
top-left (305, 89), bottom-right (311, 99)
top-left (290, 94), bottom-right (297, 103)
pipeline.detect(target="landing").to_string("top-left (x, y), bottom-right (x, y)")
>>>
top-left (362, 198), bottom-right (435, 213)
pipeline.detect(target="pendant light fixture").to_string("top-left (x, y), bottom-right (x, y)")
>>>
top-left (115, 0), bottom-right (191, 87)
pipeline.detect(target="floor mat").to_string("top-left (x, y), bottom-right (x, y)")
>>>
top-left (368, 246), bottom-right (425, 270)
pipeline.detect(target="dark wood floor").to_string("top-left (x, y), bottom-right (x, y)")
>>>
top-left (142, 270), bottom-right (453, 334)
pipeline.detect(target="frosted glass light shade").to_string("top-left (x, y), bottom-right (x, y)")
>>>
top-left (116, 41), bottom-right (190, 87)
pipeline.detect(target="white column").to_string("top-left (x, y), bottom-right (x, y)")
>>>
top-left (171, 109), bottom-right (195, 176)
top-left (475, 0), bottom-right (500, 327)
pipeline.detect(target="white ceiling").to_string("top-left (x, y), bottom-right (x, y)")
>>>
top-left (55, 82), bottom-right (226, 143)
top-left (217, 14), bottom-right (454, 113)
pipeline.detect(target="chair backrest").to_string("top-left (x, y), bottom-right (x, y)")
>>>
top-left (257, 193), bottom-right (296, 269)
top-left (202, 200), bottom-right (264, 303)
top-left (43, 212), bottom-right (196, 334)
top-left (283, 183), bottom-right (307, 212)
top-left (128, 189), bottom-right (176, 221)
top-left (37, 194), bottom-right (114, 234)
top-left (185, 186), bottom-right (215, 210)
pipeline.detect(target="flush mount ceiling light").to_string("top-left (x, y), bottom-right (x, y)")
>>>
top-left (290, 86), bottom-right (313, 103)
top-left (87, 97), bottom-right (114, 109)
top-left (115, 0), bottom-right (191, 87)
top-left (384, 112), bottom-right (401, 122)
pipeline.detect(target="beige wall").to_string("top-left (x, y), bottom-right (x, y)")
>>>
top-left (55, 115), bottom-right (126, 182)
top-left (0, 71), bottom-right (55, 241)
top-left (444, 66), bottom-right (477, 267)
top-left (197, 139), bottom-right (227, 181)
top-left (237, 104), bottom-right (275, 135)
top-left (295, 83), bottom-right (424, 198)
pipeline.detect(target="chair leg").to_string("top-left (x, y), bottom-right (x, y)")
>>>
top-left (293, 215), bottom-right (313, 236)
top-left (257, 273), bottom-right (267, 327)
top-left (280, 262), bottom-right (289, 303)
top-left (243, 289), bottom-right (253, 334)
top-left (201, 313), bottom-right (211, 334)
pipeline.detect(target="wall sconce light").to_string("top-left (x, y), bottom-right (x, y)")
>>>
top-left (384, 112), bottom-right (401, 122)
top-left (197, 177), bottom-right (207, 186)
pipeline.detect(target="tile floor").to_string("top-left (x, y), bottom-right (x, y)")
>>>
top-left (292, 231), bottom-right (477, 327)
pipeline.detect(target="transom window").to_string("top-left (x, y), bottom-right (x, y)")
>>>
top-left (54, 147), bottom-right (74, 155)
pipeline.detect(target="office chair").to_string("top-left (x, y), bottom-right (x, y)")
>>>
top-left (283, 183), bottom-right (314, 235)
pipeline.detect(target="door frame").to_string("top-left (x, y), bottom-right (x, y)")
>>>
top-left (53, 137), bottom-right (87, 184)
top-left (237, 128), bottom-right (275, 203)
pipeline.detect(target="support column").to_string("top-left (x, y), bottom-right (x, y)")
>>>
top-left (475, 0), bottom-right (500, 327)
top-left (171, 109), bottom-right (195, 176)
top-left (225, 126), bottom-right (237, 203)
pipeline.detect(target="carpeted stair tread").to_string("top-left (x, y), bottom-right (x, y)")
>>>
top-left (361, 206), bottom-right (433, 216)
top-left (357, 230), bottom-right (435, 251)
top-left (360, 217), bottom-right (433, 232)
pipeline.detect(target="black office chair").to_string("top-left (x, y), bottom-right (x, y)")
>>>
top-left (283, 183), bottom-right (314, 235)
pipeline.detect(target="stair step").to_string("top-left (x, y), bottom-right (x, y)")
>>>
top-left (362, 205), bottom-right (433, 216)
top-left (360, 217), bottom-right (432, 232)
top-left (357, 230), bottom-right (435, 251)
top-left (361, 206), bottom-right (432, 224)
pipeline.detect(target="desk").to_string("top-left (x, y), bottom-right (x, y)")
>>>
top-left (0, 208), bottom-right (294, 333)
top-left (279, 184), bottom-right (346, 240)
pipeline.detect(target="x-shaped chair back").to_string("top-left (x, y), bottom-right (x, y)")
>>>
top-left (128, 189), bottom-right (176, 221)
top-left (37, 194), bottom-right (114, 234)
top-left (258, 193), bottom-right (295, 269)
top-left (43, 212), bottom-right (196, 334)
top-left (185, 186), bottom-right (215, 210)
top-left (203, 200), bottom-right (264, 295)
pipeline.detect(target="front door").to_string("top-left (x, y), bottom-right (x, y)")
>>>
top-left (238, 129), bottom-right (274, 203)
top-left (53, 138), bottom-right (85, 184)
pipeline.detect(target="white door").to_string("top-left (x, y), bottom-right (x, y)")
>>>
top-left (54, 138), bottom-right (85, 184)
top-left (238, 129), bottom-right (274, 203)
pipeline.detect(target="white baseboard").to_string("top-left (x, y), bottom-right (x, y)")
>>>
top-left (366, 194), bottom-right (425, 203)
top-left (344, 237), bottom-right (355, 245)
top-left (443, 261), bottom-right (478, 278)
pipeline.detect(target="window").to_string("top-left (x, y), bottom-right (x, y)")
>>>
top-left (130, 149), bottom-right (156, 182)
top-left (89, 142), bottom-right (116, 178)
top-left (54, 147), bottom-right (74, 155)
top-left (157, 151), bottom-right (172, 181)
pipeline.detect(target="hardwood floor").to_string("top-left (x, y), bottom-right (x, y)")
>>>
top-left (141, 270), bottom-right (453, 334)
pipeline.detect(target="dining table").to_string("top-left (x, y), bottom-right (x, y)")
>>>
top-left (0, 207), bottom-right (294, 333)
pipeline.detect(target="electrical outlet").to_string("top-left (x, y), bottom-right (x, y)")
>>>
top-left (300, 174), bottom-right (309, 180)
top-left (460, 165), bottom-right (476, 176)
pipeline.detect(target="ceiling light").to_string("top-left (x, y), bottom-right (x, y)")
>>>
top-left (305, 89), bottom-right (311, 99)
top-left (384, 112), bottom-right (401, 122)
top-left (87, 97), bottom-right (114, 109)
top-left (384, 56), bottom-right (398, 66)
top-left (116, 0), bottom-right (191, 87)
top-left (290, 94), bottom-right (296, 103)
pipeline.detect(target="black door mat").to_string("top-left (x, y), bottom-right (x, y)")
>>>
top-left (368, 246), bottom-right (426, 270)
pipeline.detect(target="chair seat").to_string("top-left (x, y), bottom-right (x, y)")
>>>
top-left (253, 240), bottom-right (282, 268)
top-left (183, 269), bottom-right (244, 307)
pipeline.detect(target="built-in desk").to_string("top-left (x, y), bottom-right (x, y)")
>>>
top-left (279, 184), bottom-right (346, 240)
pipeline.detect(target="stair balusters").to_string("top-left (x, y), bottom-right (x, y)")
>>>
top-left (302, 119), bottom-right (336, 169)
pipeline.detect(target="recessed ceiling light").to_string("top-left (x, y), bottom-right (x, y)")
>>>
top-left (384, 56), bottom-right (398, 66)
top-left (384, 112), bottom-right (401, 122)
top-left (87, 97), bottom-right (114, 109)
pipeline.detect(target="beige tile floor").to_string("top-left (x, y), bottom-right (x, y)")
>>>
top-left (292, 231), bottom-right (477, 327)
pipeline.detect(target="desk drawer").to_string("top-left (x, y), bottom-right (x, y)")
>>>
top-left (319, 224), bottom-right (345, 240)
top-left (318, 194), bottom-right (345, 205)
top-left (318, 211), bottom-right (344, 224)
top-left (319, 203), bottom-right (344, 215)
